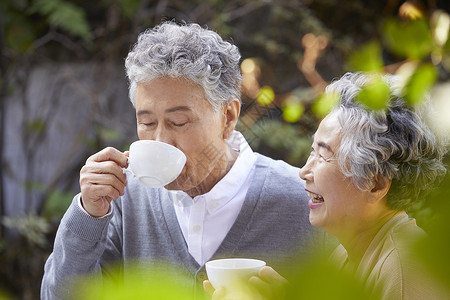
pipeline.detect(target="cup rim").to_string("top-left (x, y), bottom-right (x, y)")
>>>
top-left (205, 258), bottom-right (266, 270)
top-left (130, 140), bottom-right (183, 153)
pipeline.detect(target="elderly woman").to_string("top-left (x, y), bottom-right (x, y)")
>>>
top-left (207, 72), bottom-right (448, 299)
top-left (296, 72), bottom-right (447, 299)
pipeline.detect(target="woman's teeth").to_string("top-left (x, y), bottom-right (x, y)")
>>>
top-left (307, 191), bottom-right (324, 203)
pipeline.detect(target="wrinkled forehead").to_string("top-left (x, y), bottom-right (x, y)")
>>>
top-left (314, 113), bottom-right (343, 149)
top-left (134, 78), bottom-right (218, 115)
top-left (329, 107), bottom-right (359, 135)
top-left (321, 112), bottom-right (343, 133)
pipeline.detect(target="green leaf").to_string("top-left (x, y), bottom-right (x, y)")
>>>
top-left (30, 0), bottom-right (91, 41)
top-left (2, 214), bottom-right (50, 247)
top-left (6, 22), bottom-right (35, 53)
top-left (403, 63), bottom-right (437, 106)
top-left (0, 290), bottom-right (13, 300)
top-left (356, 78), bottom-right (390, 110)
top-left (23, 180), bottom-right (45, 192)
top-left (257, 86), bottom-right (275, 106)
top-left (282, 99), bottom-right (304, 123)
top-left (349, 40), bottom-right (384, 72)
top-left (98, 127), bottom-right (121, 142)
top-left (382, 18), bottom-right (433, 59)
top-left (43, 189), bottom-right (73, 218)
top-left (76, 263), bottom-right (194, 300)
top-left (312, 92), bottom-right (340, 118)
top-left (27, 119), bottom-right (46, 133)
top-left (116, 0), bottom-right (141, 17)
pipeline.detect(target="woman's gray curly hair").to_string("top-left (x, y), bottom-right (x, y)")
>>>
top-left (125, 21), bottom-right (242, 111)
top-left (327, 72), bottom-right (447, 210)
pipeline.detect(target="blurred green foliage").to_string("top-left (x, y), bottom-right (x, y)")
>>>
top-left (243, 119), bottom-right (312, 165)
top-left (382, 18), bottom-right (434, 60)
top-left (1, 214), bottom-right (50, 247)
top-left (73, 263), bottom-right (193, 300)
top-left (0, 292), bottom-right (12, 300)
top-left (1, 0), bottom-right (450, 299)
top-left (349, 41), bottom-right (384, 72)
top-left (42, 189), bottom-right (74, 219)
top-left (356, 77), bottom-right (390, 110)
top-left (29, 0), bottom-right (92, 41)
top-left (403, 63), bottom-right (438, 105)
top-left (27, 118), bottom-right (47, 134)
top-left (312, 92), bottom-right (339, 118)
top-left (5, 19), bottom-right (35, 53)
top-left (282, 99), bottom-right (304, 123)
top-left (108, 0), bottom-right (141, 18)
top-left (257, 86), bottom-right (275, 106)
top-left (286, 254), bottom-right (373, 299)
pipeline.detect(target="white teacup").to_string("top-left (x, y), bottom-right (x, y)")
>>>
top-left (124, 140), bottom-right (186, 188)
top-left (205, 258), bottom-right (266, 298)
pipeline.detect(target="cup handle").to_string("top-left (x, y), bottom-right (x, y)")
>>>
top-left (121, 158), bottom-right (134, 176)
top-left (122, 167), bottom-right (132, 175)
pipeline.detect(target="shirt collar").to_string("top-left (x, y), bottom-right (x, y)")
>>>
top-left (169, 131), bottom-right (257, 213)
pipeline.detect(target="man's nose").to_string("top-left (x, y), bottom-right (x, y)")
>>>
top-left (154, 126), bottom-right (174, 145)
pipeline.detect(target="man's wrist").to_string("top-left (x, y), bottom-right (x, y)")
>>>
top-left (77, 196), bottom-right (112, 218)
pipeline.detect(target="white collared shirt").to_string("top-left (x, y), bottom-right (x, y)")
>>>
top-left (170, 131), bottom-right (257, 266)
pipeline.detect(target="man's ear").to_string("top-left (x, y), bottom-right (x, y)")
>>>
top-left (368, 175), bottom-right (391, 203)
top-left (222, 99), bottom-right (241, 140)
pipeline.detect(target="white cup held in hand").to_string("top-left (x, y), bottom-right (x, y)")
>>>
top-left (124, 140), bottom-right (186, 188)
top-left (206, 258), bottom-right (266, 298)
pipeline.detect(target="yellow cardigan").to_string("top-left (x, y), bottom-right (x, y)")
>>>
top-left (329, 212), bottom-right (448, 299)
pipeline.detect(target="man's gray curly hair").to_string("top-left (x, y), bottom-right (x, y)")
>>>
top-left (327, 72), bottom-right (447, 210)
top-left (125, 21), bottom-right (242, 112)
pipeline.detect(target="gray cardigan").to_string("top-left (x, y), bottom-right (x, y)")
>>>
top-left (41, 154), bottom-right (319, 299)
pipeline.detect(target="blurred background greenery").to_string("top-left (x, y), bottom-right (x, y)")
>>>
top-left (0, 0), bottom-right (449, 299)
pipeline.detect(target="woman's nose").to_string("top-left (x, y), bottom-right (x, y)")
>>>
top-left (299, 157), bottom-right (313, 181)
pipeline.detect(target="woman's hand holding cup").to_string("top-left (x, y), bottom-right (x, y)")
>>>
top-left (248, 266), bottom-right (288, 300)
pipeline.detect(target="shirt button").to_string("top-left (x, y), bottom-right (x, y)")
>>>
top-left (193, 225), bottom-right (201, 232)
top-left (197, 271), bottom-right (207, 282)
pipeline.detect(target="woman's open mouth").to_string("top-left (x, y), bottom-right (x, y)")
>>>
top-left (305, 189), bottom-right (324, 209)
top-left (307, 190), bottom-right (324, 203)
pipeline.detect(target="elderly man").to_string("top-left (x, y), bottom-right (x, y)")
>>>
top-left (41, 21), bottom-right (317, 299)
